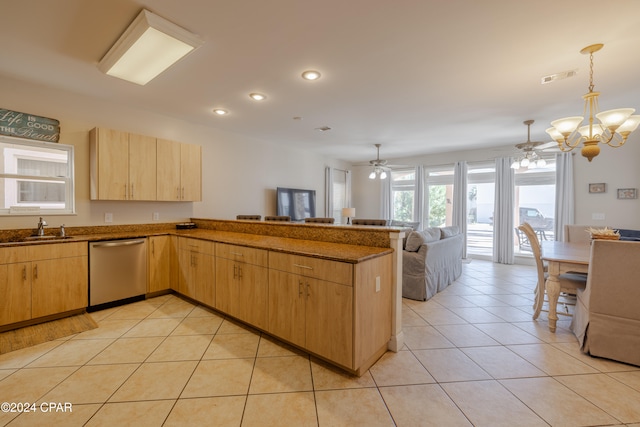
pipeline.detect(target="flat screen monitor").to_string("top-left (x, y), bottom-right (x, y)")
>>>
top-left (276, 187), bottom-right (316, 221)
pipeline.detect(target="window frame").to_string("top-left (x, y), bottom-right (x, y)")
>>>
top-left (0, 135), bottom-right (75, 215)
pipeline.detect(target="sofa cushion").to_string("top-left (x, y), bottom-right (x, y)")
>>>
top-left (405, 228), bottom-right (441, 251)
top-left (440, 226), bottom-right (460, 239)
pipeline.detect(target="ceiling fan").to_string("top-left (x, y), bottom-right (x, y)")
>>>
top-left (511, 120), bottom-right (557, 169)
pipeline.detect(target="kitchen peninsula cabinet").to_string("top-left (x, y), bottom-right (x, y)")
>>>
top-left (267, 251), bottom-right (392, 373)
top-left (177, 237), bottom-right (214, 306)
top-left (215, 243), bottom-right (269, 329)
top-left (156, 139), bottom-right (202, 201)
top-left (90, 128), bottom-right (156, 200)
top-left (0, 242), bottom-right (88, 327)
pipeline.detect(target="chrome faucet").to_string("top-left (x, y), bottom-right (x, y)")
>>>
top-left (59, 224), bottom-right (66, 237)
top-left (37, 217), bottom-right (47, 236)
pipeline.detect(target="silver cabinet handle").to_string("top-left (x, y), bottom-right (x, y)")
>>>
top-left (230, 252), bottom-right (244, 256)
top-left (293, 264), bottom-right (313, 270)
top-left (33, 264), bottom-right (38, 279)
top-left (23, 265), bottom-right (27, 281)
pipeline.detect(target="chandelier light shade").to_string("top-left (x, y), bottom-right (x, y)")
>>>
top-left (546, 44), bottom-right (640, 162)
top-left (98, 9), bottom-right (203, 85)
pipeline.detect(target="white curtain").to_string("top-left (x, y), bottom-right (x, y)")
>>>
top-left (324, 167), bottom-right (333, 217)
top-left (414, 165), bottom-right (425, 230)
top-left (554, 153), bottom-right (574, 241)
top-left (381, 176), bottom-right (392, 220)
top-left (453, 161), bottom-right (468, 258)
top-left (493, 157), bottom-right (515, 264)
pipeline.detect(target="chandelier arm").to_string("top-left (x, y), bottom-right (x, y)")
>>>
top-left (604, 132), bottom-right (627, 148)
top-left (563, 133), bottom-right (583, 150)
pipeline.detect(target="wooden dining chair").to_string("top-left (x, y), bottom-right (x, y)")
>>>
top-left (519, 222), bottom-right (587, 319)
top-left (264, 215), bottom-right (291, 221)
top-left (304, 217), bottom-right (335, 224)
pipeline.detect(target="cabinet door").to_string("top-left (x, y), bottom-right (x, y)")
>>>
top-left (180, 143), bottom-right (201, 201)
top-left (148, 236), bottom-right (172, 293)
top-left (94, 128), bottom-right (129, 200)
top-left (128, 133), bottom-right (157, 200)
top-left (31, 256), bottom-right (88, 318)
top-left (0, 263), bottom-right (31, 326)
top-left (193, 252), bottom-right (215, 307)
top-left (216, 258), bottom-right (268, 329)
top-left (156, 138), bottom-right (181, 201)
top-left (305, 278), bottom-right (353, 368)
top-left (268, 270), bottom-right (306, 347)
top-left (178, 249), bottom-right (196, 299)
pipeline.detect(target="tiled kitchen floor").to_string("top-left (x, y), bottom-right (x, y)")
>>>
top-left (1, 260), bottom-right (640, 426)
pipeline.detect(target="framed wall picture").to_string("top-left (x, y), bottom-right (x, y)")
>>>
top-left (617, 188), bottom-right (637, 199)
top-left (589, 183), bottom-right (606, 193)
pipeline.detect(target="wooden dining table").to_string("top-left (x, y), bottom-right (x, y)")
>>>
top-left (540, 241), bottom-right (591, 332)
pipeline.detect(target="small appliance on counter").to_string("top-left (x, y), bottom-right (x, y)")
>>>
top-left (176, 222), bottom-right (197, 229)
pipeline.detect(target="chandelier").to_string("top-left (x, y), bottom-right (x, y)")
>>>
top-left (545, 44), bottom-right (640, 162)
top-left (511, 120), bottom-right (547, 169)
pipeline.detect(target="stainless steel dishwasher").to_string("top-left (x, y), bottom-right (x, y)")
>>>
top-left (89, 238), bottom-right (147, 310)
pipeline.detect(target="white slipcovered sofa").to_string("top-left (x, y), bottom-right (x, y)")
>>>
top-left (402, 226), bottom-right (463, 301)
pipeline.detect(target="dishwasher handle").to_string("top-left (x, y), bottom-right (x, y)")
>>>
top-left (92, 239), bottom-right (146, 248)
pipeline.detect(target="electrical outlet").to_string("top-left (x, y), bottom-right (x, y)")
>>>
top-left (153, 212), bottom-right (160, 221)
top-left (104, 212), bottom-right (113, 223)
top-left (375, 276), bottom-right (381, 293)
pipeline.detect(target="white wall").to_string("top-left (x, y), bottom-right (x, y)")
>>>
top-left (351, 136), bottom-right (640, 230)
top-left (0, 77), bottom-right (347, 230)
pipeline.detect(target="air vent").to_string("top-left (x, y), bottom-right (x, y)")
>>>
top-left (541, 69), bottom-right (577, 84)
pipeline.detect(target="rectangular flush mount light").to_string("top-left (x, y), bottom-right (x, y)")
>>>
top-left (98, 9), bottom-right (203, 85)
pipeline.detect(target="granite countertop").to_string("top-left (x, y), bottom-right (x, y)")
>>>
top-left (0, 228), bottom-right (392, 264)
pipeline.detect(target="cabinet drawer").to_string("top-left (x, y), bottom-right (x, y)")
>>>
top-left (269, 252), bottom-right (353, 286)
top-left (179, 237), bottom-right (214, 255)
top-left (29, 242), bottom-right (88, 260)
top-left (0, 246), bottom-right (30, 264)
top-left (216, 243), bottom-right (268, 267)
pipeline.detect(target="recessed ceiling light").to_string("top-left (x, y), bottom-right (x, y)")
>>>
top-left (249, 93), bottom-right (266, 101)
top-left (314, 126), bottom-right (331, 131)
top-left (212, 108), bottom-right (228, 115)
top-left (301, 70), bottom-right (321, 81)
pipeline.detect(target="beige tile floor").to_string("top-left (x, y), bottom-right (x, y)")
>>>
top-left (1, 260), bottom-right (640, 426)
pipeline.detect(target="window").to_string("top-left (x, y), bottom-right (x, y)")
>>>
top-left (390, 169), bottom-right (415, 221)
top-left (514, 161), bottom-right (556, 253)
top-left (467, 163), bottom-right (496, 257)
top-left (425, 167), bottom-right (453, 227)
top-left (0, 136), bottom-right (75, 215)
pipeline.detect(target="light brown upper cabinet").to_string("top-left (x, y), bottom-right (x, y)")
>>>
top-left (90, 128), bottom-right (156, 200)
top-left (157, 138), bottom-right (202, 201)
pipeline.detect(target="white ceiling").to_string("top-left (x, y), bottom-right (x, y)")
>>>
top-left (2, 0), bottom-right (640, 164)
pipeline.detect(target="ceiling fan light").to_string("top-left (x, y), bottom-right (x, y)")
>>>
top-left (537, 158), bottom-right (547, 168)
top-left (550, 116), bottom-right (583, 137)
top-left (369, 171), bottom-right (376, 179)
top-left (520, 158), bottom-right (530, 167)
top-left (596, 108), bottom-right (635, 131)
top-left (510, 160), bottom-right (520, 169)
top-left (380, 171), bottom-right (387, 179)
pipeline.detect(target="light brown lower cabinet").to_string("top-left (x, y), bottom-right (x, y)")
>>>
top-left (0, 242), bottom-right (88, 327)
top-left (215, 243), bottom-right (268, 330)
top-left (148, 235), bottom-right (172, 293)
top-left (177, 237), bottom-right (215, 306)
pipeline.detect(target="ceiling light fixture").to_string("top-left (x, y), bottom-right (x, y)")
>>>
top-left (212, 108), bottom-right (228, 115)
top-left (98, 9), bottom-right (203, 85)
top-left (511, 120), bottom-right (548, 170)
top-left (301, 70), bottom-right (321, 81)
top-left (546, 44), bottom-right (640, 162)
top-left (249, 93), bottom-right (266, 101)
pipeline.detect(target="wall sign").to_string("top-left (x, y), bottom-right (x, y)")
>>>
top-left (0, 108), bottom-right (60, 142)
